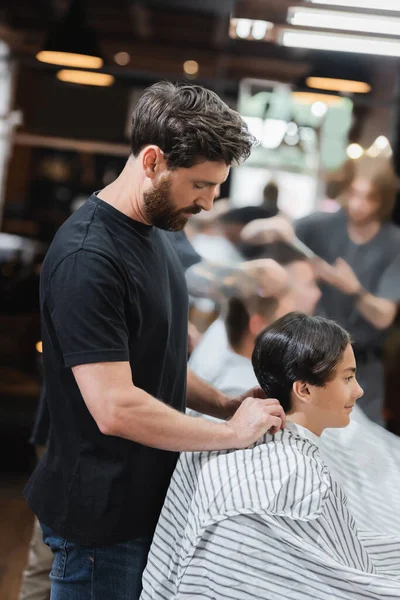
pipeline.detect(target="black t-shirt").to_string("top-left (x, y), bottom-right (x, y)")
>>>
top-left (24, 195), bottom-right (189, 546)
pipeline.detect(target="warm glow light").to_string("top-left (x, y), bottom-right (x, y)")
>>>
top-left (288, 7), bottom-right (400, 37)
top-left (309, 0), bottom-right (400, 11)
top-left (293, 92), bottom-right (342, 106)
top-left (183, 60), bottom-right (199, 76)
top-left (375, 135), bottom-right (390, 150)
top-left (281, 30), bottom-right (400, 57)
top-left (56, 70), bottom-right (115, 86)
top-left (36, 341), bottom-right (43, 354)
top-left (306, 77), bottom-right (371, 94)
top-left (114, 51), bottom-right (130, 66)
top-left (347, 143), bottom-right (364, 160)
top-left (36, 50), bottom-right (103, 69)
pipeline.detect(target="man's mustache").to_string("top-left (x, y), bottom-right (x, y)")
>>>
top-left (178, 206), bottom-right (202, 215)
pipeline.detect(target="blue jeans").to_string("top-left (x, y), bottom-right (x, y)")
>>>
top-left (41, 523), bottom-right (152, 600)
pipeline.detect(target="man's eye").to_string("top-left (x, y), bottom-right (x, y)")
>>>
top-left (194, 184), bottom-right (204, 189)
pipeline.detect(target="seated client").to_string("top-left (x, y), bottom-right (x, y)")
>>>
top-left (140, 313), bottom-right (400, 600)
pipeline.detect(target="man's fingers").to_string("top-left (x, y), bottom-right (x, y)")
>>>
top-left (268, 416), bottom-right (282, 434)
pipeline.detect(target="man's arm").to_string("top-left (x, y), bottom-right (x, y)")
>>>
top-left (185, 258), bottom-right (289, 302)
top-left (72, 361), bottom-right (285, 452)
top-left (186, 367), bottom-right (262, 420)
top-left (314, 257), bottom-right (398, 330)
top-left (355, 293), bottom-right (397, 331)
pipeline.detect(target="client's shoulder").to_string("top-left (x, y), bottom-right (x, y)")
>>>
top-left (179, 429), bottom-right (332, 527)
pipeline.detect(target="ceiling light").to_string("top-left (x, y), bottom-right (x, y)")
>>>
top-left (306, 77), bottom-right (371, 94)
top-left (37, 0), bottom-right (103, 69)
top-left (37, 51), bottom-right (102, 69)
top-left (114, 52), bottom-right (130, 66)
top-left (281, 30), bottom-right (400, 57)
top-left (252, 20), bottom-right (269, 40)
top-left (293, 92), bottom-right (342, 106)
top-left (288, 7), bottom-right (400, 37)
top-left (375, 135), bottom-right (390, 149)
top-left (311, 101), bottom-right (328, 117)
top-left (236, 19), bottom-right (252, 39)
top-left (347, 143), bottom-right (364, 159)
top-left (56, 70), bottom-right (114, 86)
top-left (183, 60), bottom-right (199, 76)
top-left (308, 0), bottom-right (400, 11)
top-left (230, 18), bottom-right (273, 40)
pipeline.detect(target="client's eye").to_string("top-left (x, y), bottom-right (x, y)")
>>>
top-left (346, 376), bottom-right (354, 382)
top-left (193, 183), bottom-right (205, 189)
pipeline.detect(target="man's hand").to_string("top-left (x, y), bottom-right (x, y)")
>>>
top-left (221, 386), bottom-right (266, 419)
top-left (240, 258), bottom-right (289, 298)
top-left (241, 216), bottom-right (295, 245)
top-left (313, 257), bottom-right (362, 296)
top-left (224, 398), bottom-right (285, 448)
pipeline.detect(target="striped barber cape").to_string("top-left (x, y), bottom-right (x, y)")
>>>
top-left (140, 422), bottom-right (400, 600)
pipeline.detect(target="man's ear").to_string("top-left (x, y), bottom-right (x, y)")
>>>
top-left (292, 380), bottom-right (313, 406)
top-left (142, 146), bottom-right (166, 179)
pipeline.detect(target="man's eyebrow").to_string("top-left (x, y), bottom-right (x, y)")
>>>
top-left (194, 180), bottom-right (219, 186)
top-left (343, 367), bottom-right (356, 373)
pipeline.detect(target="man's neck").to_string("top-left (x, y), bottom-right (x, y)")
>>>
top-left (97, 157), bottom-right (150, 225)
top-left (347, 217), bottom-right (381, 245)
top-left (231, 335), bottom-right (254, 361)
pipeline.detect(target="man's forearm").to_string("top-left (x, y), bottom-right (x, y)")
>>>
top-left (356, 293), bottom-right (397, 330)
top-left (185, 261), bottom-right (258, 302)
top-left (187, 368), bottom-right (234, 419)
top-left (105, 385), bottom-right (236, 452)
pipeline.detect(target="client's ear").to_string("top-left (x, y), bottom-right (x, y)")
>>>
top-left (292, 381), bottom-right (312, 406)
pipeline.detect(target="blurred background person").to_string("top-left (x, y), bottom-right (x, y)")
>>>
top-left (261, 179), bottom-right (279, 216)
top-left (189, 245), bottom-right (321, 393)
top-left (241, 159), bottom-right (400, 426)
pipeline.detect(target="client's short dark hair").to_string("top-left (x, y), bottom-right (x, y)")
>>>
top-left (131, 82), bottom-right (256, 169)
top-left (252, 312), bottom-right (351, 412)
top-left (225, 296), bottom-right (279, 351)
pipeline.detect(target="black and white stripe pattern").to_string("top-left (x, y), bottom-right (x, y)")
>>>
top-left (140, 423), bottom-right (400, 599)
top-left (320, 406), bottom-right (400, 536)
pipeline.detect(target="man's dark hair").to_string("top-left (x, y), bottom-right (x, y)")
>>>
top-left (218, 206), bottom-right (276, 226)
top-left (241, 241), bottom-right (307, 263)
top-left (225, 296), bottom-right (279, 351)
top-left (131, 82), bottom-right (256, 169)
top-left (252, 312), bottom-right (351, 413)
top-left (262, 181), bottom-right (279, 215)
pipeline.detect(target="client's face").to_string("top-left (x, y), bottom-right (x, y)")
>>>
top-left (311, 344), bottom-right (364, 429)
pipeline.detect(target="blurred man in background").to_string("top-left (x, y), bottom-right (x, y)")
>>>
top-left (242, 159), bottom-right (400, 426)
top-left (189, 246), bottom-right (321, 396)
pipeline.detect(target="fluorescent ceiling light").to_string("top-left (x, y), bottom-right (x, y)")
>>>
top-left (56, 70), bottom-right (115, 86)
top-left (309, 0), bottom-right (400, 11)
top-left (306, 77), bottom-right (370, 93)
top-left (281, 30), bottom-right (400, 57)
top-left (288, 7), bottom-right (400, 37)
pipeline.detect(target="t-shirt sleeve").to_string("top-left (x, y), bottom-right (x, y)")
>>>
top-left (48, 250), bottom-right (132, 368)
top-left (377, 252), bottom-right (400, 302)
top-left (169, 231), bottom-right (201, 271)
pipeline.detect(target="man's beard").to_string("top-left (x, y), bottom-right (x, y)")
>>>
top-left (143, 177), bottom-right (201, 231)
